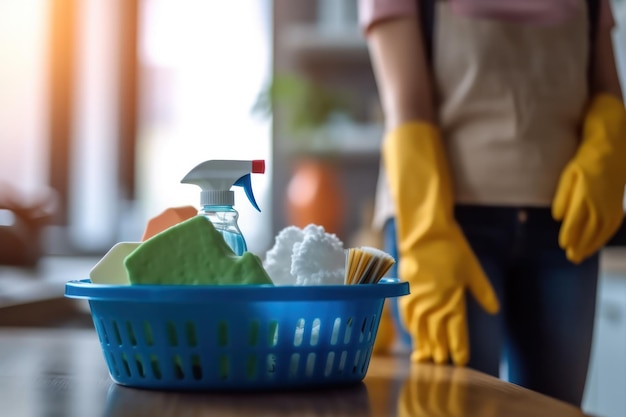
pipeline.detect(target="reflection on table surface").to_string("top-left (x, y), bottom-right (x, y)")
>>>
top-left (0, 328), bottom-right (587, 417)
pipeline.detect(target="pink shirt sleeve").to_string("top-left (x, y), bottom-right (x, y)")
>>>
top-left (358, 0), bottom-right (416, 35)
top-left (358, 0), bottom-right (614, 33)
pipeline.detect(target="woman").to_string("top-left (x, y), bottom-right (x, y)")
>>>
top-left (360, 0), bottom-right (626, 405)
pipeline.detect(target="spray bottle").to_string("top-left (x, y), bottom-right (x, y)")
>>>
top-left (181, 159), bottom-right (265, 255)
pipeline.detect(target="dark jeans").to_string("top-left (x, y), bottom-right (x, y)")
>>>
top-left (384, 205), bottom-right (599, 406)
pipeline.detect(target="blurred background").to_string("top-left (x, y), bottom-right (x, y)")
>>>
top-left (0, 0), bottom-right (274, 258)
top-left (0, 0), bottom-right (388, 263)
top-left (0, 1), bottom-right (626, 415)
top-left (2, 0), bottom-right (625, 260)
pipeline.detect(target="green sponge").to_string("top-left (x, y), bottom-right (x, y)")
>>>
top-left (124, 216), bottom-right (273, 286)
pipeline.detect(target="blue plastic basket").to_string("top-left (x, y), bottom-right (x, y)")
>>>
top-left (65, 279), bottom-right (409, 391)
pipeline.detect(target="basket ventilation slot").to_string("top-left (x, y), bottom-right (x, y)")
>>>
top-left (100, 313), bottom-right (376, 384)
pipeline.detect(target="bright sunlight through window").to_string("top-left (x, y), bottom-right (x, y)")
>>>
top-left (137, 0), bottom-right (273, 252)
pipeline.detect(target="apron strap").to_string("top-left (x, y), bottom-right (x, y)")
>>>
top-left (417, 0), bottom-right (435, 64)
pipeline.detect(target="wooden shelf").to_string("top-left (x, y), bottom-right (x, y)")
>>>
top-left (281, 24), bottom-right (369, 63)
top-left (272, 1), bottom-right (381, 241)
top-left (280, 122), bottom-right (383, 159)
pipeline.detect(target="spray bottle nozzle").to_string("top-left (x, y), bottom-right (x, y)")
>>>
top-left (181, 159), bottom-right (265, 211)
top-left (234, 174), bottom-right (260, 211)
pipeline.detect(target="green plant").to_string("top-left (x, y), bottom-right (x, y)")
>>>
top-left (252, 73), bottom-right (352, 137)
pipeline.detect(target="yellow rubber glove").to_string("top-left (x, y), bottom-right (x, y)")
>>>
top-left (382, 122), bottom-right (500, 366)
top-left (372, 302), bottom-right (396, 355)
top-left (552, 94), bottom-right (626, 264)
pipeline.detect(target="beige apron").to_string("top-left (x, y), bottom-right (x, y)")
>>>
top-left (373, 0), bottom-right (590, 229)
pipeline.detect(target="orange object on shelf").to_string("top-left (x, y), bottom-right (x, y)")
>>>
top-left (285, 159), bottom-right (345, 235)
top-left (141, 206), bottom-right (198, 241)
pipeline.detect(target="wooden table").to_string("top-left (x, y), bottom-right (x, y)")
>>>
top-left (0, 328), bottom-right (588, 417)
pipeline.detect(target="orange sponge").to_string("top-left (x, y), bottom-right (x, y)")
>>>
top-left (142, 206), bottom-right (198, 241)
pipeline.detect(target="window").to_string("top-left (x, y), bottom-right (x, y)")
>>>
top-left (137, 0), bottom-right (273, 252)
top-left (0, 0), bottom-right (273, 256)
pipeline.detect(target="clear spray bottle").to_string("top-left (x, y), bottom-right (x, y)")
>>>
top-left (181, 159), bottom-right (265, 255)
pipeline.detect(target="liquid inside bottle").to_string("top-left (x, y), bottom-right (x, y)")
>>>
top-left (201, 205), bottom-right (247, 255)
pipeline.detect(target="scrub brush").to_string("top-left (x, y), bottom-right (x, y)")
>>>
top-left (345, 246), bottom-right (395, 285)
